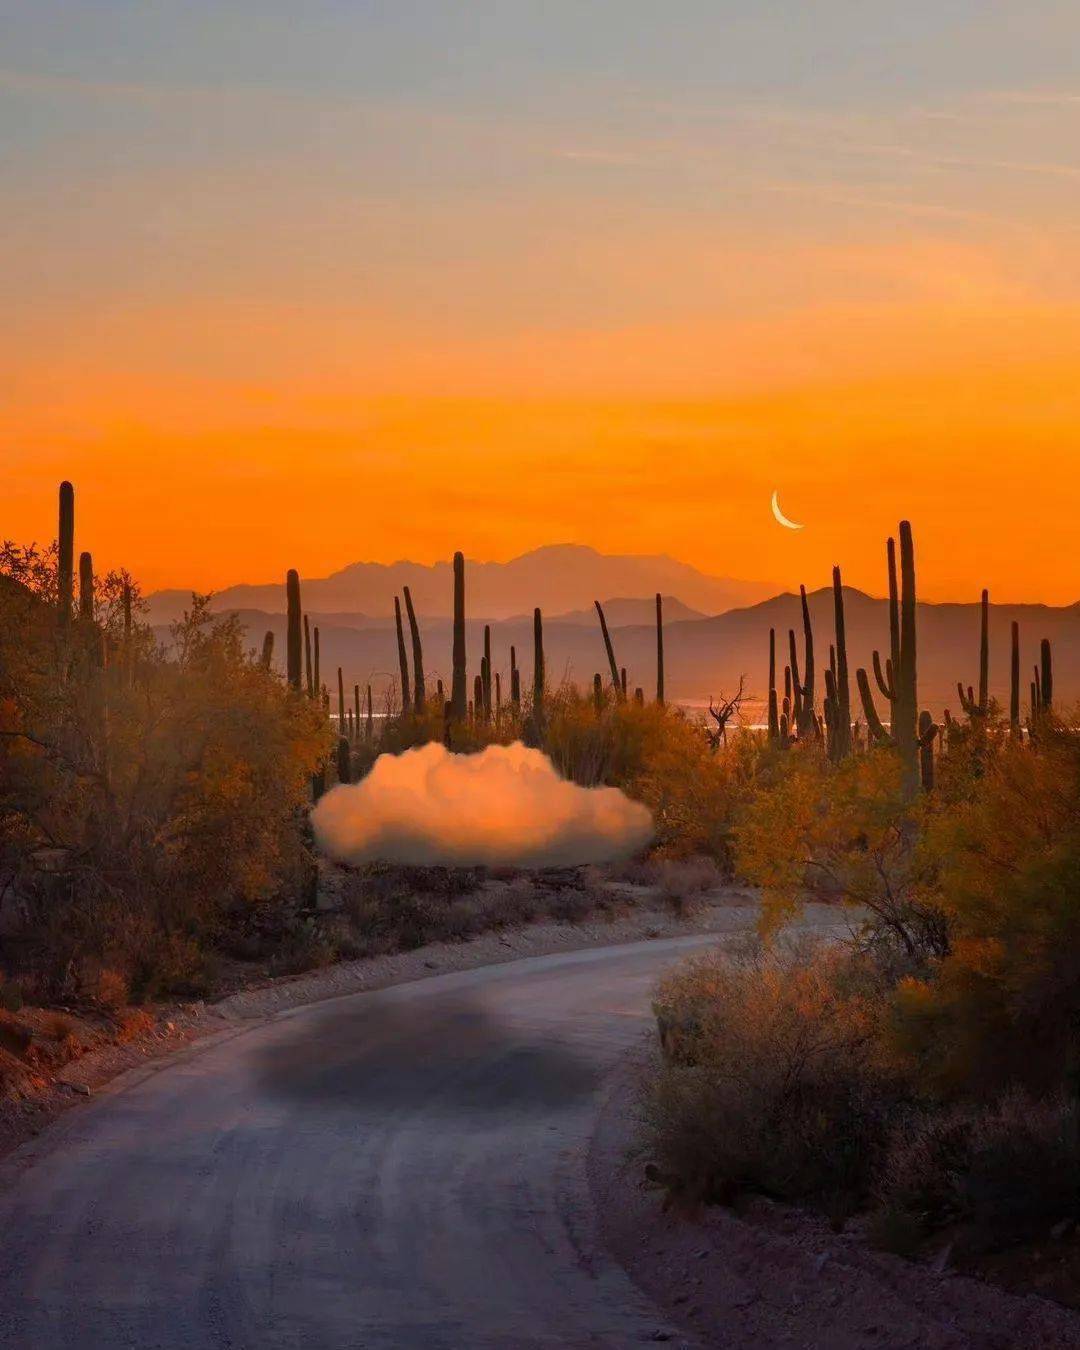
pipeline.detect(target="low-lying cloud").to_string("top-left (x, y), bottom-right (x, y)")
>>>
top-left (311, 741), bottom-right (653, 869)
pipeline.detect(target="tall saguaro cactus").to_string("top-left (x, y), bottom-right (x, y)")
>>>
top-left (450, 551), bottom-right (467, 721)
top-left (393, 595), bottom-right (411, 714)
top-left (958, 589), bottom-right (990, 718)
top-left (533, 608), bottom-right (545, 713)
top-left (403, 585), bottom-right (426, 712)
top-left (354, 683), bottom-right (361, 742)
top-left (58, 480), bottom-right (74, 630)
top-left (767, 628), bottom-right (780, 743)
top-left (595, 600), bottom-right (622, 698)
top-left (655, 593), bottom-right (665, 705)
top-left (303, 615), bottom-right (314, 697)
top-left (510, 645), bottom-right (521, 709)
top-left (337, 667), bottom-right (346, 733)
top-left (1010, 622), bottom-right (1020, 736)
top-left (313, 625), bottom-right (321, 695)
top-left (1040, 638), bottom-right (1053, 711)
top-left (483, 625), bottom-right (493, 718)
top-left (79, 552), bottom-right (94, 622)
top-left (286, 570), bottom-right (302, 690)
top-left (855, 523), bottom-right (921, 793)
top-left (832, 567), bottom-right (852, 759)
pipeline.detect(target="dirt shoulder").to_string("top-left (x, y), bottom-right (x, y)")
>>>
top-left (589, 1054), bottom-right (1080, 1350)
top-left (0, 884), bottom-right (773, 1171)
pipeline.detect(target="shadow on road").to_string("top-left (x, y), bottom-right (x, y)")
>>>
top-left (252, 994), bottom-right (602, 1118)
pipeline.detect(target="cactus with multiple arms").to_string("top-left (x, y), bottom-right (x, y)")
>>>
top-left (958, 589), bottom-right (990, 718)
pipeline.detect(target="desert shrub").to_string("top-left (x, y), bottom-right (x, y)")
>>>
top-left (874, 1090), bottom-right (1080, 1251)
top-left (0, 558), bottom-right (327, 1001)
top-left (735, 742), bottom-right (947, 961)
top-left (643, 941), bottom-right (904, 1207)
top-left (892, 718), bottom-right (1080, 1098)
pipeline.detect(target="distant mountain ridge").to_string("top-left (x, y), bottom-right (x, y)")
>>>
top-left (143, 544), bottom-right (776, 626)
top-left (156, 586), bottom-right (1080, 716)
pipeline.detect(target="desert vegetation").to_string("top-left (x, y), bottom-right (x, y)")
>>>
top-left (4, 484), bottom-right (1079, 1304)
top-left (641, 520), bottom-right (1080, 1303)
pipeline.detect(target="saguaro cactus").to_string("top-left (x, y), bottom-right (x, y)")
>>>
top-left (767, 628), bottom-right (780, 744)
top-left (78, 551), bottom-right (94, 622)
top-left (286, 570), bottom-right (302, 690)
top-left (403, 585), bottom-right (426, 711)
top-left (855, 522), bottom-right (920, 795)
top-left (510, 646), bottom-right (521, 708)
top-left (1010, 622), bottom-right (1020, 736)
top-left (450, 551), bottom-right (467, 720)
top-left (480, 656), bottom-right (491, 722)
top-left (354, 683), bottom-right (361, 741)
top-left (483, 625), bottom-right (492, 719)
top-left (366, 684), bottom-right (374, 740)
top-left (593, 672), bottom-right (603, 715)
top-left (958, 589), bottom-right (990, 718)
top-left (261, 631), bottom-right (274, 671)
top-left (533, 608), bottom-right (545, 712)
top-left (655, 593), bottom-right (665, 706)
top-left (313, 625), bottom-right (321, 695)
top-left (304, 615), bottom-right (314, 697)
top-left (58, 480), bottom-right (74, 630)
top-left (1040, 638), bottom-right (1054, 711)
top-left (832, 567), bottom-right (852, 759)
top-left (336, 737), bottom-right (351, 785)
top-left (337, 666), bottom-right (346, 733)
top-left (595, 600), bottom-right (622, 697)
top-left (393, 595), bottom-right (411, 714)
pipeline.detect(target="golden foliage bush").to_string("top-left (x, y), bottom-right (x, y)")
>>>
top-left (1, 560), bottom-right (329, 1002)
top-left (644, 941), bottom-right (903, 1207)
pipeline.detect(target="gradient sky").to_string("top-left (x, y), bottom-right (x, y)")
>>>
top-left (4, 2), bottom-right (1080, 600)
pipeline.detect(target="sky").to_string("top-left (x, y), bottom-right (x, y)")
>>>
top-left (3, 2), bottom-right (1080, 601)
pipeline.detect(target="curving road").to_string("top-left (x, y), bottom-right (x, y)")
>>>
top-left (0, 936), bottom-right (726, 1349)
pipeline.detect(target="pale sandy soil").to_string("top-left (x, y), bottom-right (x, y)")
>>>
top-left (590, 1056), bottom-right (1080, 1350)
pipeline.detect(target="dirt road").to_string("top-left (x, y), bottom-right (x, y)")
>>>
top-left (0, 936), bottom-right (724, 1349)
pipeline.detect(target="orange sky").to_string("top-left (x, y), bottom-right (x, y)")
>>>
top-left (5, 9), bottom-right (1080, 602)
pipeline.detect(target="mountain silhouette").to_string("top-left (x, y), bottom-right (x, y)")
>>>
top-left (143, 545), bottom-right (775, 626)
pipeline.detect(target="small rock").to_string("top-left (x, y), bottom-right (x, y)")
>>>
top-left (697, 1249), bottom-right (709, 1259)
top-left (648, 1333), bottom-right (672, 1343)
top-left (65, 1082), bottom-right (91, 1097)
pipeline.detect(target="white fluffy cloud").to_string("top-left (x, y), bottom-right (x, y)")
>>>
top-left (311, 741), bottom-right (653, 869)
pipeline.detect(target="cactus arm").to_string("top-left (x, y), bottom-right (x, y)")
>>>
top-left (872, 650), bottom-right (895, 702)
top-left (856, 668), bottom-right (892, 746)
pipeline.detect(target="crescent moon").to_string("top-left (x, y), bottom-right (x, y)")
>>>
top-left (771, 490), bottom-right (804, 531)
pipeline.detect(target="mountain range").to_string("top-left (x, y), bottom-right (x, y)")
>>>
top-left (143, 545), bottom-right (775, 627)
